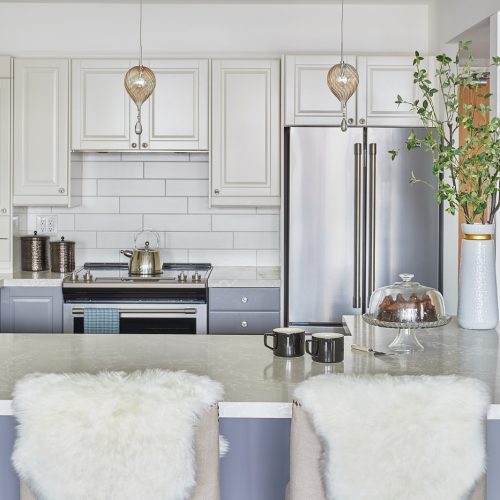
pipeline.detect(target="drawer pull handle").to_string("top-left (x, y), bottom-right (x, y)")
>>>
top-left (241, 296), bottom-right (248, 304)
top-left (241, 321), bottom-right (248, 328)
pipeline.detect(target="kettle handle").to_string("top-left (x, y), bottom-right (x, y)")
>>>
top-left (134, 229), bottom-right (160, 250)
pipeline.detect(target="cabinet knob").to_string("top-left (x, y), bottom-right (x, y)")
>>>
top-left (0, 208), bottom-right (6, 214)
top-left (348, 118), bottom-right (354, 125)
top-left (58, 187), bottom-right (65, 194)
top-left (214, 189), bottom-right (220, 195)
top-left (241, 296), bottom-right (248, 304)
top-left (131, 143), bottom-right (137, 148)
top-left (241, 321), bottom-right (248, 328)
top-left (142, 142), bottom-right (148, 148)
top-left (359, 118), bottom-right (366, 125)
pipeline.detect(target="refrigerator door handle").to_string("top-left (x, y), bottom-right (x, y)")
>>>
top-left (353, 143), bottom-right (363, 308)
top-left (368, 143), bottom-right (377, 299)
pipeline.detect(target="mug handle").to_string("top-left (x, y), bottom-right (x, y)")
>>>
top-left (306, 339), bottom-right (318, 356)
top-left (264, 333), bottom-right (277, 350)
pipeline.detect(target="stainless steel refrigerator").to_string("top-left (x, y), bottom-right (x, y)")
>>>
top-left (285, 127), bottom-right (441, 329)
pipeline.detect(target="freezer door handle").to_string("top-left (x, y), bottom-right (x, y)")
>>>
top-left (353, 143), bottom-right (363, 308)
top-left (368, 143), bottom-right (377, 299)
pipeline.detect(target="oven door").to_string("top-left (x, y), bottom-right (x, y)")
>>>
top-left (63, 303), bottom-right (207, 334)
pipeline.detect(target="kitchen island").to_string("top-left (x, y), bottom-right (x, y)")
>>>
top-left (1, 317), bottom-right (500, 499)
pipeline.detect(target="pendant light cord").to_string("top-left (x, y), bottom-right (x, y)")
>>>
top-left (139, 0), bottom-right (143, 68)
top-left (340, 0), bottom-right (344, 65)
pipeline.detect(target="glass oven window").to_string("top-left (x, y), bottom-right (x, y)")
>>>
top-left (73, 317), bottom-right (197, 334)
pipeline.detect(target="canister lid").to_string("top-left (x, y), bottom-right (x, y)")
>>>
top-left (21, 231), bottom-right (49, 241)
top-left (50, 236), bottom-right (75, 246)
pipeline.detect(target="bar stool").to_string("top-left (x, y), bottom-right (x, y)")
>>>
top-left (12, 370), bottom-right (224, 500)
top-left (288, 374), bottom-right (489, 500)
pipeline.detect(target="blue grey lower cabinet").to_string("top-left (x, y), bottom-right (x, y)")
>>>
top-left (0, 287), bottom-right (63, 333)
top-left (0, 416), bottom-right (499, 499)
top-left (209, 287), bottom-right (281, 334)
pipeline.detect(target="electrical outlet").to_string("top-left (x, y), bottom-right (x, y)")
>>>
top-left (36, 215), bottom-right (58, 234)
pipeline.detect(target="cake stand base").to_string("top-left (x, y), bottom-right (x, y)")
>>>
top-left (388, 328), bottom-right (424, 353)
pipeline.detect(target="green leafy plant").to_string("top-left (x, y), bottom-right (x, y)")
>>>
top-left (390, 41), bottom-right (500, 224)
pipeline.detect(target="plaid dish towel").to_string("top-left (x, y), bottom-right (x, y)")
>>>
top-left (83, 308), bottom-right (120, 334)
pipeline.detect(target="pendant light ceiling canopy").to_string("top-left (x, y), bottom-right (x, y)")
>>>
top-left (327, 0), bottom-right (359, 132)
top-left (124, 0), bottom-right (156, 135)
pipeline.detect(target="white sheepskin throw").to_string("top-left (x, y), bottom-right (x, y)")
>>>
top-left (12, 369), bottom-right (224, 500)
top-left (295, 374), bottom-right (489, 500)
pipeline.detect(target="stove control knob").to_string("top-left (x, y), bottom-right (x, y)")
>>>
top-left (71, 271), bottom-right (79, 282)
top-left (178, 271), bottom-right (187, 282)
top-left (84, 271), bottom-right (93, 282)
top-left (192, 271), bottom-right (201, 282)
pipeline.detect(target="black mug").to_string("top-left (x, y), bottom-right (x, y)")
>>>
top-left (264, 328), bottom-right (305, 358)
top-left (306, 333), bottom-right (344, 363)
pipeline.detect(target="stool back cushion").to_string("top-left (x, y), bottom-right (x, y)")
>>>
top-left (294, 374), bottom-right (489, 500)
top-left (13, 370), bottom-right (223, 500)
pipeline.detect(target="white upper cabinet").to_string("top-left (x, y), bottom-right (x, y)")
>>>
top-left (357, 56), bottom-right (431, 127)
top-left (72, 59), bottom-right (209, 151)
top-left (211, 59), bottom-right (280, 206)
top-left (72, 59), bottom-right (134, 151)
top-left (146, 59), bottom-right (208, 151)
top-left (13, 59), bottom-right (70, 206)
top-left (285, 55), bottom-right (357, 126)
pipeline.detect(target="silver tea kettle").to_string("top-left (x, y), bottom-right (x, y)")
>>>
top-left (121, 230), bottom-right (162, 276)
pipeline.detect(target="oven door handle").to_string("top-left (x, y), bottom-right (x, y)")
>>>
top-left (71, 307), bottom-right (198, 315)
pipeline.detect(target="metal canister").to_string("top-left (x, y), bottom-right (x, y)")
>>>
top-left (21, 231), bottom-right (50, 272)
top-left (50, 237), bottom-right (75, 273)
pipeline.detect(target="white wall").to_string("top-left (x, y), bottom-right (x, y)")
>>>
top-left (0, 2), bottom-right (429, 56)
top-left (16, 152), bottom-right (280, 267)
top-left (431, 0), bottom-right (499, 51)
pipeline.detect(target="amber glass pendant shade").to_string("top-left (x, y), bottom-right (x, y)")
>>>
top-left (327, 62), bottom-right (359, 131)
top-left (124, 65), bottom-right (156, 135)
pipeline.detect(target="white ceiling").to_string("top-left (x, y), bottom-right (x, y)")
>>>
top-left (0, 0), bottom-right (435, 4)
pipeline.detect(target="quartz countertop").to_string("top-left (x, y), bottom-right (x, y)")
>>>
top-left (208, 266), bottom-right (281, 288)
top-left (1, 316), bottom-right (500, 418)
top-left (0, 270), bottom-right (68, 287)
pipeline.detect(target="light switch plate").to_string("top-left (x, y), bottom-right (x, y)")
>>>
top-left (36, 215), bottom-right (58, 234)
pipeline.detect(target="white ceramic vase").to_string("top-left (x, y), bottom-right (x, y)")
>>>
top-left (458, 223), bottom-right (499, 330)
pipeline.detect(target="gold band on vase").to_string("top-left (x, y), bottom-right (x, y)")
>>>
top-left (464, 234), bottom-right (492, 240)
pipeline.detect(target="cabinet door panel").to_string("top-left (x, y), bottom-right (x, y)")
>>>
top-left (284, 55), bottom-right (357, 126)
top-left (147, 59), bottom-right (208, 151)
top-left (211, 59), bottom-right (280, 205)
top-left (357, 56), bottom-right (430, 127)
top-left (0, 79), bottom-right (10, 215)
top-left (72, 59), bottom-right (134, 150)
top-left (13, 59), bottom-right (69, 200)
top-left (0, 217), bottom-right (9, 238)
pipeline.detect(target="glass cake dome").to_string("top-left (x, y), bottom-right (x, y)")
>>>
top-left (362, 273), bottom-right (450, 353)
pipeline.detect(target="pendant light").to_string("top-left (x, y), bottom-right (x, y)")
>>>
top-left (124, 0), bottom-right (156, 136)
top-left (327, 0), bottom-right (359, 132)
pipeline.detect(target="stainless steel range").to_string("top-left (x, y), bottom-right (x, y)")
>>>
top-left (63, 263), bottom-right (212, 334)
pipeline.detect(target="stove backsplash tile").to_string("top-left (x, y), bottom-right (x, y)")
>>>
top-left (21, 152), bottom-right (280, 267)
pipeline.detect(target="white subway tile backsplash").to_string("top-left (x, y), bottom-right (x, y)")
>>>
top-left (188, 197), bottom-right (256, 214)
top-left (98, 179), bottom-right (165, 197)
top-left (165, 180), bottom-right (209, 197)
top-left (234, 232), bottom-right (279, 249)
top-left (144, 214), bottom-right (211, 232)
top-left (212, 215), bottom-right (279, 232)
top-left (75, 214), bottom-right (143, 231)
top-left (120, 197), bottom-right (187, 214)
top-left (188, 249), bottom-right (257, 266)
top-left (23, 153), bottom-right (281, 266)
top-left (80, 161), bottom-right (143, 179)
top-left (97, 231), bottom-right (165, 249)
top-left (257, 249), bottom-right (280, 266)
top-left (144, 162), bottom-right (208, 179)
top-left (165, 232), bottom-right (233, 249)
top-left (121, 152), bottom-right (190, 162)
top-left (57, 197), bottom-right (120, 214)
